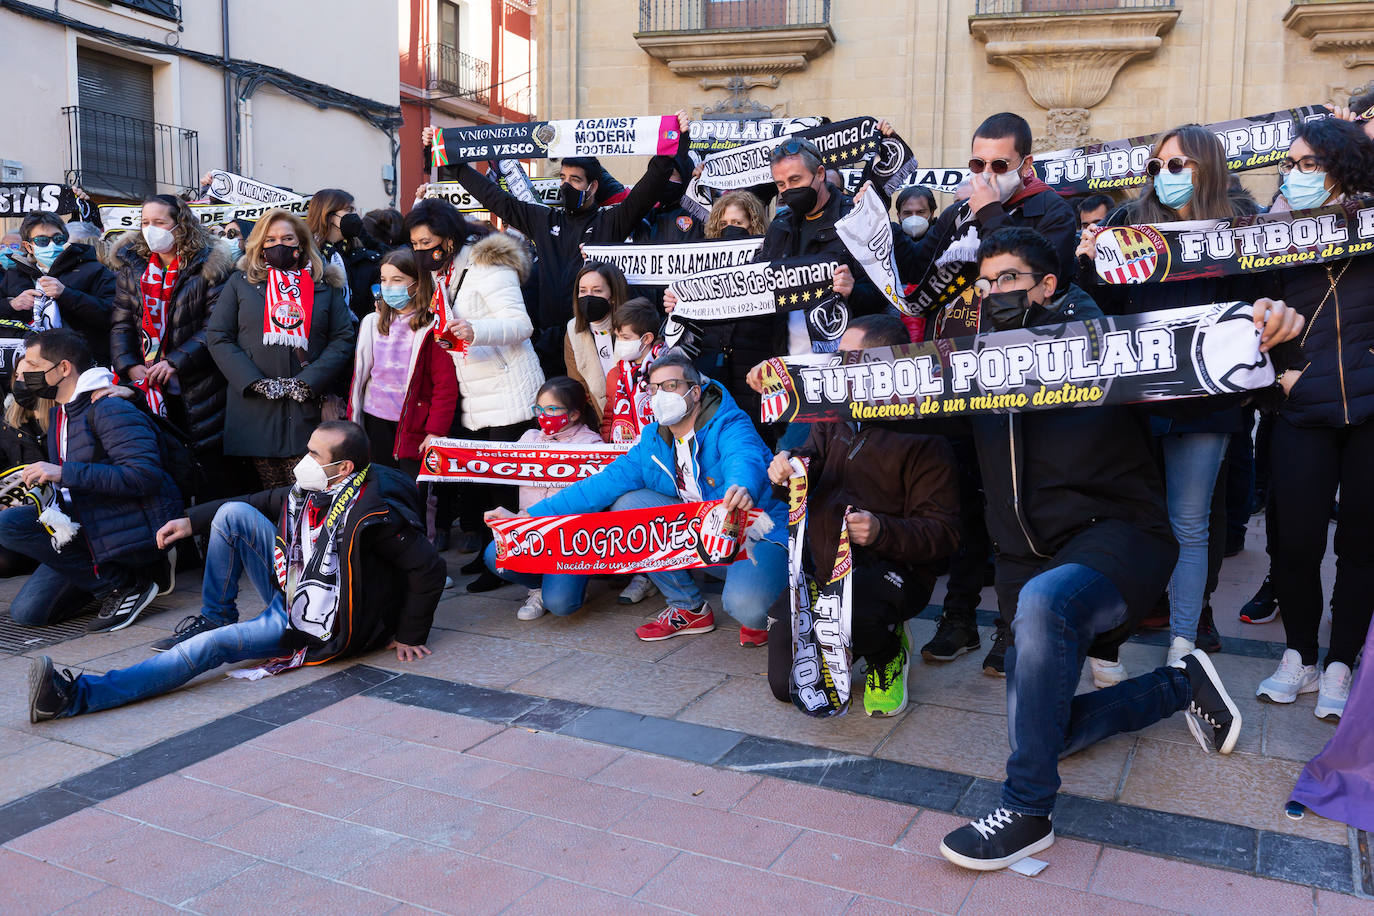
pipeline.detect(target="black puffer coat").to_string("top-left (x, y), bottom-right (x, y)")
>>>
top-left (109, 233), bottom-right (235, 455)
top-left (0, 244), bottom-right (117, 364)
top-left (1271, 254), bottom-right (1374, 429)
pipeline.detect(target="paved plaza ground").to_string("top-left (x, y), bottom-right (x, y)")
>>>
top-left (1, 514), bottom-right (1371, 914)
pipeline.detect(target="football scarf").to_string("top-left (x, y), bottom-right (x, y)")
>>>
top-left (417, 438), bottom-right (632, 485)
top-left (580, 237), bottom-right (763, 286)
top-left (607, 346), bottom-right (663, 443)
top-left (430, 260), bottom-right (468, 354)
top-left (433, 117), bottom-right (681, 163)
top-left (758, 301), bottom-right (1275, 425)
top-left (668, 255), bottom-right (849, 345)
top-left (275, 468), bottom-right (368, 643)
top-left (835, 188), bottom-right (906, 312)
top-left (136, 256), bottom-right (178, 415)
top-left (263, 266), bottom-right (314, 347)
top-left (0, 465), bottom-right (79, 552)
top-left (1092, 197), bottom-right (1374, 285)
top-left (489, 499), bottom-right (772, 575)
top-left (785, 458), bottom-right (851, 717)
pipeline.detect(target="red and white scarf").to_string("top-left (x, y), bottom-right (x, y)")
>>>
top-left (136, 256), bottom-right (179, 415)
top-left (430, 260), bottom-right (467, 355)
top-left (607, 344), bottom-right (663, 443)
top-left (263, 267), bottom-right (315, 347)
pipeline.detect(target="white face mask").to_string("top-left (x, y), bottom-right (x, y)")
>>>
top-left (292, 455), bottom-right (341, 492)
top-left (613, 337), bottom-right (646, 362)
top-left (900, 215), bottom-right (930, 239)
top-left (994, 170), bottom-right (1024, 204)
top-left (650, 388), bottom-right (692, 426)
top-left (143, 225), bottom-right (177, 254)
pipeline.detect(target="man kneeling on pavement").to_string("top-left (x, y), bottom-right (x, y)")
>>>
top-left (764, 314), bottom-right (962, 718)
top-left (28, 420), bottom-right (445, 722)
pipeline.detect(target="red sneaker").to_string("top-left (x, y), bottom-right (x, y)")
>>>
top-left (739, 625), bottom-right (768, 647)
top-left (636, 603), bottom-right (715, 641)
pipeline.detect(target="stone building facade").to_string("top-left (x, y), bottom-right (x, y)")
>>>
top-left (536, 0), bottom-right (1374, 193)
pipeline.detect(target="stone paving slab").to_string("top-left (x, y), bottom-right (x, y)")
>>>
top-left (3, 697), bottom-right (1369, 915)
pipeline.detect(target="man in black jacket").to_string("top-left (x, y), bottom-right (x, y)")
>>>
top-left (0, 213), bottom-right (116, 364)
top-left (27, 420), bottom-right (446, 722)
top-left (425, 114), bottom-right (687, 368)
top-left (936, 227), bottom-right (1302, 872)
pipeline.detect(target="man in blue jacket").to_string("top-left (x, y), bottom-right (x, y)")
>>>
top-left (487, 348), bottom-right (789, 646)
top-left (1, 328), bottom-right (181, 631)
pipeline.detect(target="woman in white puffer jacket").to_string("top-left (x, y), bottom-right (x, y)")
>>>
top-left (406, 200), bottom-right (544, 590)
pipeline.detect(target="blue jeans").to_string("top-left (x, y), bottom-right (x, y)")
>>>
top-left (1003, 563), bottom-right (1191, 816)
top-left (484, 540), bottom-right (590, 616)
top-left (0, 505), bottom-right (119, 626)
top-left (612, 489), bottom-right (788, 630)
top-left (1161, 432), bottom-right (1230, 642)
top-left (65, 502), bottom-right (291, 717)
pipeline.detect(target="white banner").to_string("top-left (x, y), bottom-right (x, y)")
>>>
top-left (205, 170), bottom-right (303, 207)
top-left (581, 237), bottom-right (763, 285)
top-left (835, 188), bottom-right (906, 313)
top-left (99, 196), bottom-right (313, 237)
top-left (422, 178), bottom-right (561, 212)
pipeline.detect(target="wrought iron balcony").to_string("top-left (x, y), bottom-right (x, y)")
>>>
top-left (637, 0), bottom-right (830, 33)
top-left (973, 0), bottom-right (1175, 13)
top-left (428, 44), bottom-right (492, 106)
top-left (62, 106), bottom-right (199, 200)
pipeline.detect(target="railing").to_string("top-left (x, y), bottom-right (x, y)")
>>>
top-left (973, 0), bottom-right (1174, 13)
top-left (504, 86), bottom-right (535, 120)
top-left (428, 44), bottom-right (492, 106)
top-left (111, 0), bottom-right (181, 21)
top-left (62, 106), bottom-right (200, 200)
top-left (638, 0), bottom-right (830, 33)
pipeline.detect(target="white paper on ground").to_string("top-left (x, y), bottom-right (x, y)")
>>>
top-left (1009, 857), bottom-right (1049, 877)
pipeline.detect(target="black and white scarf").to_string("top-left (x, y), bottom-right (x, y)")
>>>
top-left (275, 468), bottom-right (369, 642)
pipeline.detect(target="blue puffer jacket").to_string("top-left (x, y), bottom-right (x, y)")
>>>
top-left (50, 369), bottom-right (185, 564)
top-left (531, 379), bottom-right (787, 542)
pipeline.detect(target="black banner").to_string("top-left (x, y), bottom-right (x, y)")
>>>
top-left (758, 302), bottom-right (1274, 424)
top-left (0, 183), bottom-right (78, 216)
top-left (669, 255), bottom-right (849, 343)
top-left (688, 117), bottom-right (821, 155)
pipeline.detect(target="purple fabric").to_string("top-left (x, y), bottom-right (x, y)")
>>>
top-left (1290, 622), bottom-right (1374, 831)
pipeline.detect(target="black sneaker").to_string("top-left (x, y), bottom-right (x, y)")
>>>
top-left (28, 655), bottom-right (76, 723)
top-left (86, 579), bottom-right (159, 633)
top-left (939, 807), bottom-right (1054, 871)
top-left (1239, 575), bottom-right (1278, 624)
top-left (466, 568), bottom-right (505, 593)
top-left (150, 615), bottom-right (223, 652)
top-left (983, 623), bottom-right (1009, 677)
top-left (460, 553), bottom-right (487, 575)
top-left (921, 612), bottom-right (980, 662)
top-left (1195, 604), bottom-right (1222, 654)
top-left (1176, 649), bottom-right (1241, 754)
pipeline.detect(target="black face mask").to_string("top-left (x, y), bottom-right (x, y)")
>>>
top-left (578, 295), bottom-right (611, 324)
top-left (413, 244), bottom-right (450, 272)
top-left (338, 213), bottom-right (363, 239)
top-left (779, 180), bottom-right (820, 218)
top-left (18, 367), bottom-right (59, 404)
top-left (560, 182), bottom-right (592, 213)
top-left (264, 243), bottom-right (301, 270)
top-left (982, 289), bottom-right (1035, 331)
top-left (718, 224), bottom-right (752, 241)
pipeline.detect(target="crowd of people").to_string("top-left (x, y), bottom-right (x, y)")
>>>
top-left (5, 89), bottom-right (1374, 872)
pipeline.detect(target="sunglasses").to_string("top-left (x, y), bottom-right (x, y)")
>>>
top-left (770, 137), bottom-right (823, 162)
top-left (27, 234), bottom-right (68, 248)
top-left (967, 156), bottom-right (1023, 175)
top-left (1145, 156), bottom-right (1195, 176)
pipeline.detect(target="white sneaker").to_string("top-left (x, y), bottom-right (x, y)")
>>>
top-left (618, 574), bottom-right (659, 605)
top-left (517, 588), bottom-right (545, 621)
top-left (1314, 662), bottom-right (1352, 721)
top-left (1257, 648), bottom-right (1321, 703)
top-left (1088, 657), bottom-right (1127, 689)
top-left (1167, 636), bottom-right (1195, 668)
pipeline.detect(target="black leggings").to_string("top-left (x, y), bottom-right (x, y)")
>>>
top-left (1269, 416), bottom-right (1374, 668)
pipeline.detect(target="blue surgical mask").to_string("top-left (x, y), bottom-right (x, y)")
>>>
top-left (1153, 168), bottom-right (1194, 210)
top-left (1281, 170), bottom-right (1332, 211)
top-left (380, 285), bottom-right (413, 309)
top-left (0, 245), bottom-right (18, 271)
top-left (33, 242), bottom-right (64, 271)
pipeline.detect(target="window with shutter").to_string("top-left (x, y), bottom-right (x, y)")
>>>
top-left (76, 48), bottom-right (157, 199)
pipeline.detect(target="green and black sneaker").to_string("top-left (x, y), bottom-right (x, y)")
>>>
top-left (863, 625), bottom-right (912, 717)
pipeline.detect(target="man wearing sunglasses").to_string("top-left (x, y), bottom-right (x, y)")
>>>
top-left (0, 212), bottom-right (117, 365)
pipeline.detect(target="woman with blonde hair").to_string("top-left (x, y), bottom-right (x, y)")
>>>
top-left (705, 190), bottom-right (767, 239)
top-left (207, 208), bottom-right (356, 488)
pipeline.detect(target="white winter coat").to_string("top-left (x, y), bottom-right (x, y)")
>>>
top-left (435, 232), bottom-right (544, 429)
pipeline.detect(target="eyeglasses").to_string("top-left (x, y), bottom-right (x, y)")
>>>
top-left (1278, 155), bottom-right (1325, 175)
top-left (645, 378), bottom-right (695, 395)
top-left (531, 405), bottom-right (570, 417)
top-left (770, 137), bottom-right (823, 162)
top-left (974, 270), bottom-right (1045, 295)
top-left (967, 156), bottom-right (1024, 175)
top-left (27, 234), bottom-right (68, 248)
top-left (1145, 156), bottom-right (1195, 176)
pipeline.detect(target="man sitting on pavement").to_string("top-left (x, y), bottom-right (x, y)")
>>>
top-left (2, 328), bottom-right (180, 631)
top-left (485, 348), bottom-right (789, 646)
top-left (765, 314), bottom-right (961, 717)
top-left (27, 420), bottom-right (445, 723)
